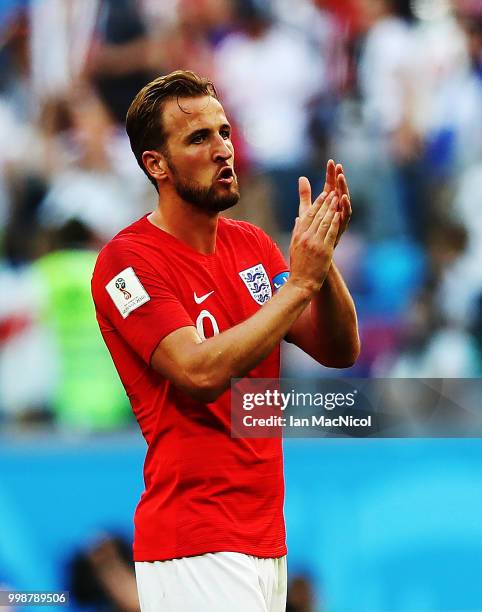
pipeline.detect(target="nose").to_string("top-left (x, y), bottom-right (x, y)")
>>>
top-left (212, 134), bottom-right (233, 163)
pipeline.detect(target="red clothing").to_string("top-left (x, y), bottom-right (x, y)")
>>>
top-left (91, 215), bottom-right (289, 561)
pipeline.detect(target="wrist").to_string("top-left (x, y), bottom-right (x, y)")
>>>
top-left (285, 278), bottom-right (319, 301)
top-left (318, 262), bottom-right (338, 295)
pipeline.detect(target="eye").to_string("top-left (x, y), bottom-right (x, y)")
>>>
top-left (220, 128), bottom-right (231, 140)
top-left (191, 133), bottom-right (205, 144)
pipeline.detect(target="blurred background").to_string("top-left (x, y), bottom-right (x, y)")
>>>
top-left (0, 0), bottom-right (481, 610)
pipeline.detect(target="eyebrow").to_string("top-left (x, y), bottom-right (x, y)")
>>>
top-left (185, 123), bottom-right (231, 143)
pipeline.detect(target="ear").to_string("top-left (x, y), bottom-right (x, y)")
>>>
top-left (142, 150), bottom-right (168, 184)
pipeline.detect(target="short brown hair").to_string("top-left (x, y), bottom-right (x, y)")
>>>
top-left (126, 70), bottom-right (218, 190)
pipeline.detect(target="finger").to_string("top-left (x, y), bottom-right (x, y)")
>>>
top-left (324, 212), bottom-right (341, 248)
top-left (336, 193), bottom-right (348, 220)
top-left (298, 176), bottom-right (312, 218)
top-left (323, 159), bottom-right (336, 193)
top-left (335, 166), bottom-right (342, 202)
top-left (340, 193), bottom-right (351, 219)
top-left (316, 193), bottom-right (338, 239)
top-left (333, 195), bottom-right (351, 246)
top-left (312, 189), bottom-right (327, 209)
top-left (298, 183), bottom-right (326, 233)
top-left (311, 190), bottom-right (336, 234)
top-left (336, 170), bottom-right (351, 200)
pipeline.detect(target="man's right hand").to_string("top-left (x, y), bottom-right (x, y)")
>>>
top-left (288, 178), bottom-right (340, 296)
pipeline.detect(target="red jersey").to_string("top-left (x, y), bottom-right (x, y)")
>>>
top-left (91, 215), bottom-right (289, 561)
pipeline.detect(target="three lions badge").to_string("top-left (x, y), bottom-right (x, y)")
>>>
top-left (239, 264), bottom-right (272, 305)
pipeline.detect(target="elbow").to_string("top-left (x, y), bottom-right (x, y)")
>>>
top-left (322, 336), bottom-right (361, 369)
top-left (332, 353), bottom-right (359, 369)
top-left (181, 369), bottom-right (228, 403)
top-left (188, 384), bottom-right (225, 404)
top-left (150, 351), bottom-right (229, 403)
top-left (343, 337), bottom-right (361, 368)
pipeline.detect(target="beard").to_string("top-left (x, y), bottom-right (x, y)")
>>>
top-left (166, 157), bottom-right (240, 214)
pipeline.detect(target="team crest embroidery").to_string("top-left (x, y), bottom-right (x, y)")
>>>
top-left (239, 264), bottom-right (272, 305)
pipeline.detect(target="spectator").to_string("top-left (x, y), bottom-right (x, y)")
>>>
top-left (38, 84), bottom-right (151, 242)
top-left (287, 575), bottom-right (316, 612)
top-left (70, 534), bottom-right (139, 612)
top-left (334, 0), bottom-right (420, 241)
top-left (214, 0), bottom-right (324, 231)
top-left (31, 220), bottom-right (132, 430)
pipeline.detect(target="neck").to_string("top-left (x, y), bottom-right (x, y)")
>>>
top-left (148, 193), bottom-right (219, 255)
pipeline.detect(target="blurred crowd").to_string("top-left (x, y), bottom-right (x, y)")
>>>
top-left (0, 0), bottom-right (481, 431)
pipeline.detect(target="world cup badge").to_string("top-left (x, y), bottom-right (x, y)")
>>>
top-left (115, 277), bottom-right (132, 300)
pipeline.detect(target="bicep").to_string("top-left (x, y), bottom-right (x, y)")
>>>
top-left (150, 325), bottom-right (203, 386)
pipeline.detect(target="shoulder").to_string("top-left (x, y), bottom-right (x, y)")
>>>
top-left (219, 217), bottom-right (272, 244)
top-left (94, 216), bottom-right (160, 274)
top-left (99, 216), bottom-right (148, 255)
top-left (92, 216), bottom-right (162, 297)
top-left (219, 217), bottom-right (283, 254)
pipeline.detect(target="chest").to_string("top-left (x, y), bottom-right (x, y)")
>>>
top-left (156, 247), bottom-right (273, 339)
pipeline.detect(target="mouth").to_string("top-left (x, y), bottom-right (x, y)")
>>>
top-left (215, 166), bottom-right (235, 184)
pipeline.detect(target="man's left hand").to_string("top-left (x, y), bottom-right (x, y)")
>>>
top-left (314, 159), bottom-right (351, 247)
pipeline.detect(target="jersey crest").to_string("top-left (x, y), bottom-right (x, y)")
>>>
top-left (239, 263), bottom-right (272, 305)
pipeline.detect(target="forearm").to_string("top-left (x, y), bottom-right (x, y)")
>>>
top-left (184, 281), bottom-right (312, 400)
top-left (310, 262), bottom-right (360, 366)
top-left (152, 186), bottom-right (342, 399)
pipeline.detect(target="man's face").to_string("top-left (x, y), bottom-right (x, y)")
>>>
top-left (161, 95), bottom-right (240, 213)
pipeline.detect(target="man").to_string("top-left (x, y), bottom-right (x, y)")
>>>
top-left (91, 70), bottom-right (359, 612)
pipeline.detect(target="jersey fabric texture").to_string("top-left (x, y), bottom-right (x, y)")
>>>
top-left (91, 215), bottom-right (289, 561)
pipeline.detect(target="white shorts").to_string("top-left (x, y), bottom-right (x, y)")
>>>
top-left (135, 552), bottom-right (287, 612)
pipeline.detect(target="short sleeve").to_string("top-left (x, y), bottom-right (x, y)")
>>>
top-left (255, 227), bottom-right (290, 292)
top-left (92, 245), bottom-right (194, 365)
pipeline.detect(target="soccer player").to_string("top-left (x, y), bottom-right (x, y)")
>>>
top-left (91, 70), bottom-right (360, 612)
